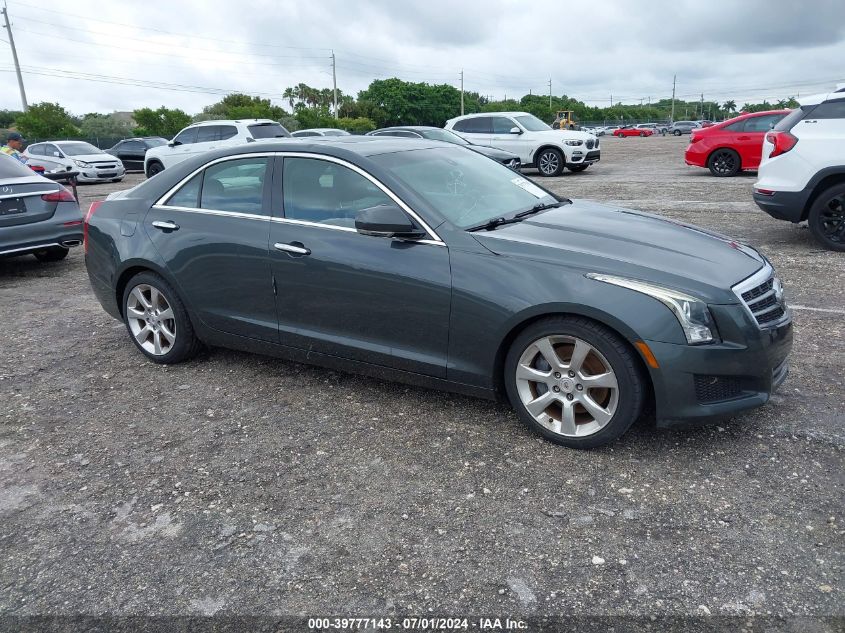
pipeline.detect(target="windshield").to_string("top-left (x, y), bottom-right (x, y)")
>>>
top-left (248, 123), bottom-right (291, 139)
top-left (514, 114), bottom-right (551, 132)
top-left (146, 138), bottom-right (167, 147)
top-left (59, 142), bottom-right (102, 156)
top-left (421, 129), bottom-right (470, 145)
top-left (370, 147), bottom-right (556, 229)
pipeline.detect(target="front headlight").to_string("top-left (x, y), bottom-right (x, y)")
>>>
top-left (73, 159), bottom-right (90, 168)
top-left (586, 273), bottom-right (716, 344)
top-left (564, 140), bottom-right (584, 146)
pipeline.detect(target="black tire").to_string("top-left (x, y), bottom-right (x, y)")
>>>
top-left (568, 165), bottom-right (588, 172)
top-left (807, 183), bottom-right (845, 252)
top-left (33, 246), bottom-right (69, 262)
top-left (707, 149), bottom-right (741, 177)
top-left (535, 147), bottom-right (564, 177)
top-left (673, 130), bottom-right (682, 136)
top-left (146, 161), bottom-right (164, 178)
top-left (121, 271), bottom-right (202, 364)
top-left (504, 316), bottom-right (646, 449)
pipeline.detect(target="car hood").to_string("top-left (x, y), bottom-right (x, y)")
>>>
top-left (66, 153), bottom-right (120, 163)
top-left (533, 130), bottom-right (596, 142)
top-left (470, 200), bottom-right (764, 303)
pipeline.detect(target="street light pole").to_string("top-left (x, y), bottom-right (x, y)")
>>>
top-left (2, 3), bottom-right (27, 111)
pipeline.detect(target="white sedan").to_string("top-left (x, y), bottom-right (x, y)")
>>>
top-left (24, 141), bottom-right (125, 183)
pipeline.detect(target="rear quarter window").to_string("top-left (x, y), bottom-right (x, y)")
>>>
top-left (774, 108), bottom-right (810, 131)
top-left (809, 99), bottom-right (845, 119)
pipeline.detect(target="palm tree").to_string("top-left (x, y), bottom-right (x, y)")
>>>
top-left (722, 100), bottom-right (736, 114)
top-left (283, 87), bottom-right (295, 109)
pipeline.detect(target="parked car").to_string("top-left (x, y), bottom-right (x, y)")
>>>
top-left (367, 126), bottom-right (521, 169)
top-left (613, 125), bottom-right (653, 138)
top-left (685, 110), bottom-right (790, 177)
top-left (754, 88), bottom-right (845, 251)
top-left (144, 119), bottom-right (290, 177)
top-left (0, 153), bottom-right (83, 262)
top-left (85, 137), bottom-right (792, 449)
top-left (667, 121), bottom-right (700, 136)
top-left (444, 112), bottom-right (599, 176)
top-left (106, 137), bottom-right (168, 171)
top-left (291, 128), bottom-right (351, 137)
top-left (24, 141), bottom-right (125, 183)
top-left (636, 123), bottom-right (668, 135)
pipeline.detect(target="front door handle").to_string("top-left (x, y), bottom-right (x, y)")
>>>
top-left (152, 220), bottom-right (179, 231)
top-left (274, 242), bottom-right (310, 256)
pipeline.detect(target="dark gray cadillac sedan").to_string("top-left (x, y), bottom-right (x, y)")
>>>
top-left (84, 137), bottom-right (792, 448)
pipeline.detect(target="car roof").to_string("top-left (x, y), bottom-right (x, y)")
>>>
top-left (188, 119), bottom-right (277, 127)
top-left (798, 89), bottom-right (843, 106)
top-left (249, 136), bottom-right (447, 157)
top-left (447, 111), bottom-right (532, 122)
top-left (53, 140), bottom-right (98, 145)
top-left (373, 126), bottom-right (443, 132)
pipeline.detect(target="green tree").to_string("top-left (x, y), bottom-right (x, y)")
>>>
top-left (201, 93), bottom-right (286, 121)
top-left (0, 109), bottom-right (22, 129)
top-left (15, 102), bottom-right (79, 139)
top-left (132, 106), bottom-right (192, 138)
top-left (722, 100), bottom-right (736, 114)
top-left (79, 113), bottom-right (134, 139)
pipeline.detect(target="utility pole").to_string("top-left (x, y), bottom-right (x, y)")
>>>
top-left (700, 93), bottom-right (704, 118)
top-left (610, 93), bottom-right (613, 107)
top-left (331, 50), bottom-right (338, 118)
top-left (459, 69), bottom-right (464, 116)
top-left (548, 78), bottom-right (552, 109)
top-left (670, 74), bottom-right (676, 123)
top-left (2, 3), bottom-right (27, 111)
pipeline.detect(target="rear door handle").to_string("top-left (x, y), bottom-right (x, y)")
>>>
top-left (274, 242), bottom-right (310, 256)
top-left (152, 220), bottom-right (179, 231)
top-left (737, 136), bottom-right (750, 140)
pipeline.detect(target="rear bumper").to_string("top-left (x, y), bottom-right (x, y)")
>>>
top-left (0, 203), bottom-right (84, 256)
top-left (647, 306), bottom-right (793, 427)
top-left (753, 188), bottom-right (809, 223)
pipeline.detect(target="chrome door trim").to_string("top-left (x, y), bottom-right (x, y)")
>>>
top-left (151, 220), bottom-right (179, 230)
top-left (152, 151), bottom-right (445, 245)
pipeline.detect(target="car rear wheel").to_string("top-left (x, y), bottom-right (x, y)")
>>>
top-left (146, 161), bottom-right (164, 178)
top-left (122, 272), bottom-right (202, 363)
top-left (33, 246), bottom-right (69, 262)
top-left (707, 149), bottom-right (741, 177)
top-left (807, 183), bottom-right (845, 252)
top-left (640, 131), bottom-right (647, 137)
top-left (673, 130), bottom-right (682, 136)
top-left (536, 148), bottom-right (564, 177)
top-left (504, 316), bottom-right (646, 449)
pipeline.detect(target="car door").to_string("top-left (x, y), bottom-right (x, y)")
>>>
top-left (488, 116), bottom-right (532, 161)
top-left (120, 140), bottom-right (146, 170)
top-left (163, 126), bottom-right (198, 168)
top-left (735, 114), bottom-right (783, 168)
top-left (144, 154), bottom-right (278, 342)
top-left (453, 117), bottom-right (493, 147)
top-left (216, 124), bottom-right (241, 149)
top-left (269, 155), bottom-right (452, 377)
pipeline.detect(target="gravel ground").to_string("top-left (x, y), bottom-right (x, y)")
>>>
top-left (0, 136), bottom-right (843, 629)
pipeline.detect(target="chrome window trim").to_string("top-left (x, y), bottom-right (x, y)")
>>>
top-left (153, 151), bottom-right (445, 245)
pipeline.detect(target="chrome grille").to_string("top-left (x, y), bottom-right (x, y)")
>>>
top-left (733, 266), bottom-right (788, 328)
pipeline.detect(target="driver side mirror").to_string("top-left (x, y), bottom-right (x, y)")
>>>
top-left (168, 140), bottom-right (181, 147)
top-left (355, 204), bottom-right (426, 239)
top-left (509, 127), bottom-right (522, 135)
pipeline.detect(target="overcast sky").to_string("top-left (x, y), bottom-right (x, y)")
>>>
top-left (1, 0), bottom-right (843, 116)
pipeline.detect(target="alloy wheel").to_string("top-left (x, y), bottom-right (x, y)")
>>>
top-left (515, 335), bottom-right (619, 438)
top-left (819, 193), bottom-right (845, 245)
top-left (126, 284), bottom-right (176, 356)
top-left (710, 150), bottom-right (737, 176)
top-left (538, 151), bottom-right (560, 176)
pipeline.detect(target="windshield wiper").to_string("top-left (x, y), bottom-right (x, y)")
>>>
top-left (466, 199), bottom-right (571, 232)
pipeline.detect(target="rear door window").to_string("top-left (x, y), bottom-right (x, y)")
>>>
top-left (454, 117), bottom-right (492, 134)
top-left (27, 144), bottom-right (45, 156)
top-left (196, 126), bottom-right (221, 143)
top-left (491, 117), bottom-right (516, 134)
top-left (809, 99), bottom-right (845, 119)
top-left (724, 120), bottom-right (746, 132)
top-left (200, 157), bottom-right (269, 215)
top-left (744, 115), bottom-right (783, 132)
top-left (165, 173), bottom-right (202, 208)
top-left (218, 125), bottom-right (238, 140)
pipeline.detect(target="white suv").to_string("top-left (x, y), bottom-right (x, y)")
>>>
top-left (444, 112), bottom-right (599, 176)
top-left (144, 119), bottom-right (291, 177)
top-left (753, 87), bottom-right (845, 251)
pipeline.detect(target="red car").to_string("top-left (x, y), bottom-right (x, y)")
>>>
top-left (613, 125), bottom-right (654, 137)
top-left (684, 110), bottom-right (790, 176)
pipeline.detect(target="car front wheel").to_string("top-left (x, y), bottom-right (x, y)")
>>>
top-left (122, 272), bottom-right (202, 363)
top-left (536, 148), bottom-right (564, 176)
top-left (146, 161), bottom-right (164, 178)
top-left (808, 183), bottom-right (845, 252)
top-left (504, 316), bottom-right (646, 449)
top-left (673, 130), bottom-right (682, 136)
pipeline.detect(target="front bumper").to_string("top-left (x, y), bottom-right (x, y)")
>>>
top-left (646, 304), bottom-right (793, 427)
top-left (567, 149), bottom-right (600, 166)
top-left (753, 189), bottom-right (809, 223)
top-left (77, 166), bottom-right (126, 183)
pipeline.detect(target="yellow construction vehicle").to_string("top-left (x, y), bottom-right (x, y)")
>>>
top-left (552, 110), bottom-right (577, 130)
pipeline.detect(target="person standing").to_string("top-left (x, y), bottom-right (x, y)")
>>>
top-left (1, 132), bottom-right (27, 164)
